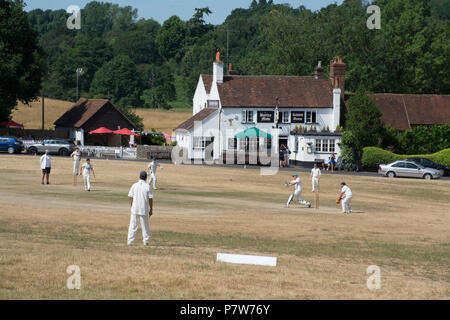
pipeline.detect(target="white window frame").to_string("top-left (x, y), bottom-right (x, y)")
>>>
top-left (315, 139), bottom-right (322, 153)
top-left (228, 138), bottom-right (237, 150)
top-left (241, 110), bottom-right (255, 124)
top-left (306, 111), bottom-right (317, 124)
top-left (281, 111), bottom-right (290, 123)
top-left (329, 139), bottom-right (336, 153)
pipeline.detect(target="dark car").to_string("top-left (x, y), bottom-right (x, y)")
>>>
top-left (0, 136), bottom-right (24, 154)
top-left (406, 157), bottom-right (449, 176)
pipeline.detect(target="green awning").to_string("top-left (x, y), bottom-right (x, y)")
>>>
top-left (234, 127), bottom-right (272, 139)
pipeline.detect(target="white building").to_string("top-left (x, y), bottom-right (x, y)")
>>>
top-left (174, 52), bottom-right (346, 166)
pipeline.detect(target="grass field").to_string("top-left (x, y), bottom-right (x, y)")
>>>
top-left (11, 98), bottom-right (192, 134)
top-left (0, 155), bottom-right (449, 299)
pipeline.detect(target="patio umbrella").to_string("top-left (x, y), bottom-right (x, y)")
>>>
top-left (0, 120), bottom-right (24, 128)
top-left (89, 127), bottom-right (113, 134)
top-left (162, 132), bottom-right (172, 141)
top-left (234, 127), bottom-right (272, 139)
top-left (113, 128), bottom-right (139, 136)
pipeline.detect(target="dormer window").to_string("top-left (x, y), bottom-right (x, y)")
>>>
top-left (207, 100), bottom-right (219, 108)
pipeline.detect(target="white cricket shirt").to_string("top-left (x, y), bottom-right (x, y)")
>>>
top-left (71, 150), bottom-right (81, 161)
top-left (81, 163), bottom-right (93, 176)
top-left (291, 177), bottom-right (302, 192)
top-left (40, 155), bottom-right (51, 169)
top-left (311, 168), bottom-right (321, 179)
top-left (128, 180), bottom-right (154, 215)
top-left (342, 185), bottom-right (353, 198)
top-left (148, 161), bottom-right (159, 174)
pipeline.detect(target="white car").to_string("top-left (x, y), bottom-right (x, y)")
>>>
top-left (378, 160), bottom-right (441, 180)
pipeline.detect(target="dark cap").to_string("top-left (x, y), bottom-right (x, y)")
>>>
top-left (140, 171), bottom-right (147, 180)
top-left (341, 182), bottom-right (346, 185)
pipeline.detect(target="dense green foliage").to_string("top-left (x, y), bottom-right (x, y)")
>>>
top-left (341, 90), bottom-right (385, 170)
top-left (362, 147), bottom-right (450, 170)
top-left (0, 0), bottom-right (46, 122)
top-left (397, 124), bottom-right (450, 154)
top-left (26, 0), bottom-right (449, 112)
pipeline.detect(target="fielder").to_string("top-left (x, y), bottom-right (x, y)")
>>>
top-left (338, 182), bottom-right (353, 214)
top-left (147, 158), bottom-right (163, 190)
top-left (80, 158), bottom-right (95, 192)
top-left (285, 173), bottom-right (312, 208)
top-left (40, 150), bottom-right (51, 185)
top-left (310, 163), bottom-right (321, 192)
top-left (127, 171), bottom-right (153, 246)
top-left (71, 147), bottom-right (81, 185)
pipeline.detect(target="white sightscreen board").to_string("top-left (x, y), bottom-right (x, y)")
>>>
top-left (216, 253), bottom-right (277, 267)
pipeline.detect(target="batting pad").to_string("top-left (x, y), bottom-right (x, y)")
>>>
top-left (216, 253), bottom-right (277, 267)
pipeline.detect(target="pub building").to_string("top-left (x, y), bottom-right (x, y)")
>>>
top-left (174, 51), bottom-right (345, 166)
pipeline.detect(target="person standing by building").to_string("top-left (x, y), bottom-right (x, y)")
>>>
top-left (127, 171), bottom-right (153, 246)
top-left (147, 158), bottom-right (162, 190)
top-left (338, 182), bottom-right (353, 214)
top-left (310, 163), bottom-right (321, 192)
top-left (71, 147), bottom-right (82, 186)
top-left (80, 158), bottom-right (95, 192)
top-left (40, 150), bottom-right (51, 185)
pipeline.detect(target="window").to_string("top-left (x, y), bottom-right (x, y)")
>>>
top-left (281, 111), bottom-right (290, 123)
top-left (315, 139), bottom-right (322, 152)
top-left (329, 140), bottom-right (335, 153)
top-left (306, 111), bottom-right (317, 124)
top-left (238, 138), bottom-right (246, 151)
top-left (241, 110), bottom-right (254, 123)
top-left (228, 138), bottom-right (237, 150)
top-left (406, 163), bottom-right (418, 169)
top-left (193, 137), bottom-right (205, 150)
top-left (392, 162), bottom-right (405, 168)
top-left (207, 100), bottom-right (220, 108)
top-left (322, 139), bottom-right (328, 152)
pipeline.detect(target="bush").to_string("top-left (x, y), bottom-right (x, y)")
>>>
top-left (362, 147), bottom-right (450, 170)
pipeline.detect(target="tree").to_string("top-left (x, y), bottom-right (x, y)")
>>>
top-left (140, 63), bottom-right (176, 109)
top-left (0, 0), bottom-right (46, 121)
top-left (90, 55), bottom-right (142, 107)
top-left (341, 90), bottom-right (385, 170)
top-left (155, 16), bottom-right (187, 61)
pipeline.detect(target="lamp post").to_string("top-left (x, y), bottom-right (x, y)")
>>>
top-left (76, 68), bottom-right (84, 101)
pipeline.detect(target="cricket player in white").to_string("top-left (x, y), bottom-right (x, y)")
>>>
top-left (71, 148), bottom-right (81, 175)
top-left (71, 147), bottom-right (81, 186)
top-left (286, 174), bottom-right (311, 208)
top-left (311, 163), bottom-right (321, 192)
top-left (40, 150), bottom-right (51, 185)
top-left (80, 158), bottom-right (95, 191)
top-left (147, 158), bottom-right (162, 190)
top-left (339, 182), bottom-right (353, 214)
top-left (127, 171), bottom-right (153, 246)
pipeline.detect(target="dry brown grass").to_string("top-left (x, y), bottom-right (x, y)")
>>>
top-left (11, 98), bottom-right (192, 135)
top-left (12, 98), bottom-right (74, 130)
top-left (134, 108), bottom-right (192, 134)
top-left (0, 154), bottom-right (449, 299)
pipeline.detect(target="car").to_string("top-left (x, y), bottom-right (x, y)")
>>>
top-left (0, 136), bottom-right (24, 154)
top-left (378, 160), bottom-right (441, 180)
top-left (27, 139), bottom-right (76, 156)
top-left (406, 157), bottom-right (449, 177)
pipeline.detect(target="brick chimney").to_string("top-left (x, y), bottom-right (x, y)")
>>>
top-left (314, 61), bottom-right (324, 79)
top-left (330, 57), bottom-right (346, 98)
top-left (213, 48), bottom-right (224, 84)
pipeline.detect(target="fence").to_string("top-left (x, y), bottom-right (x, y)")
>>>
top-left (79, 146), bottom-right (137, 159)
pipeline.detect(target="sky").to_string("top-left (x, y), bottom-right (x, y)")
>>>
top-left (23, 0), bottom-right (344, 25)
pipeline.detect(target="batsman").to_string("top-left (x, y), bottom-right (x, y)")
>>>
top-left (285, 173), bottom-right (312, 208)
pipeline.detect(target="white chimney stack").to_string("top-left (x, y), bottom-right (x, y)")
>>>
top-left (213, 49), bottom-right (224, 84)
top-left (332, 88), bottom-right (341, 130)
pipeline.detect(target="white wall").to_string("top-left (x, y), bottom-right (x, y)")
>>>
top-left (193, 76), bottom-right (209, 115)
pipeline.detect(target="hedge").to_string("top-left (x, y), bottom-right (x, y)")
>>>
top-left (362, 147), bottom-right (450, 170)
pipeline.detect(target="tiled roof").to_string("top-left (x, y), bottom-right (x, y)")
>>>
top-left (174, 108), bottom-right (218, 131)
top-left (369, 94), bottom-right (450, 130)
top-left (200, 75), bottom-right (334, 108)
top-left (54, 98), bottom-right (136, 129)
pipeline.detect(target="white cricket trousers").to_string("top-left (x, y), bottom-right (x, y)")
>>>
top-left (73, 160), bottom-right (80, 175)
top-left (149, 172), bottom-right (157, 189)
top-left (312, 178), bottom-right (320, 192)
top-left (342, 196), bottom-right (353, 213)
top-left (127, 214), bottom-right (150, 245)
top-left (83, 175), bottom-right (90, 191)
top-left (287, 190), bottom-right (304, 206)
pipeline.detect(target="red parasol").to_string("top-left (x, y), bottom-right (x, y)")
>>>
top-left (89, 127), bottom-right (113, 134)
top-left (113, 128), bottom-right (139, 136)
top-left (0, 120), bottom-right (24, 128)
